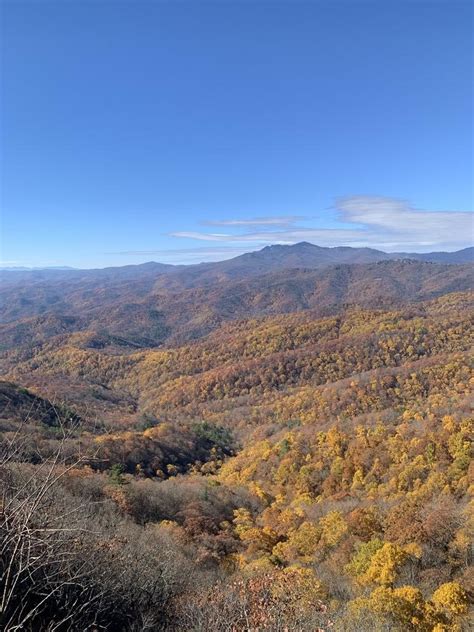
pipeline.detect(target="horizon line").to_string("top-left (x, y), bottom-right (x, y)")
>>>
top-left (1, 241), bottom-right (473, 271)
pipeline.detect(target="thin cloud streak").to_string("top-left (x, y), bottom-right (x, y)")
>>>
top-left (170, 228), bottom-right (368, 243)
top-left (202, 216), bottom-right (307, 227)
top-left (106, 246), bottom-right (265, 263)
top-left (171, 232), bottom-right (238, 241)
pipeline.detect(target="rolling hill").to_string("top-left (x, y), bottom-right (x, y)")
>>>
top-left (1, 255), bottom-right (472, 351)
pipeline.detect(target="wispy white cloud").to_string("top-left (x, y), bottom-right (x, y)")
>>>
top-left (107, 197), bottom-right (472, 265)
top-left (337, 196), bottom-right (473, 246)
top-left (169, 197), bottom-right (474, 252)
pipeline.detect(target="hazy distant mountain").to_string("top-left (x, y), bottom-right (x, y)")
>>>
top-left (0, 265), bottom-right (76, 271)
top-left (151, 242), bottom-right (394, 290)
top-left (1, 243), bottom-right (472, 289)
top-left (146, 242), bottom-right (472, 291)
top-left (394, 246), bottom-right (473, 264)
top-left (0, 261), bottom-right (177, 286)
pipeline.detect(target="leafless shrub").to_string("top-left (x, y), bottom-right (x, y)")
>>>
top-left (0, 434), bottom-right (196, 631)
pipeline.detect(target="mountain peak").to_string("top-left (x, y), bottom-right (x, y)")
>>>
top-left (293, 241), bottom-right (322, 248)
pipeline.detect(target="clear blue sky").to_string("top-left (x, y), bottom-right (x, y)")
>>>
top-left (1, 0), bottom-right (472, 268)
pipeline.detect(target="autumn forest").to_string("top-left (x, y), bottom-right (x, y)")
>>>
top-left (0, 245), bottom-right (472, 631)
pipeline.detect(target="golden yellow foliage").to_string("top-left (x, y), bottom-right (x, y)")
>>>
top-left (431, 582), bottom-right (469, 616)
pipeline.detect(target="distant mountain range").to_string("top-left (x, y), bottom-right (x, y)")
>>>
top-left (1, 242), bottom-right (472, 285)
top-left (393, 247), bottom-right (474, 264)
top-left (0, 266), bottom-right (76, 271)
top-left (0, 241), bottom-right (472, 352)
top-left (152, 243), bottom-right (474, 290)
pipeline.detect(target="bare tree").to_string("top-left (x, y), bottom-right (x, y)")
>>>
top-left (0, 434), bottom-right (109, 630)
top-left (0, 420), bottom-right (202, 631)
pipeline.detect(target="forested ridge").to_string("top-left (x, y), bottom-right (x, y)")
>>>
top-left (1, 257), bottom-right (472, 350)
top-left (0, 282), bottom-right (472, 629)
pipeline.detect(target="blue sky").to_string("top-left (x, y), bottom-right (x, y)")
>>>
top-left (1, 0), bottom-right (473, 268)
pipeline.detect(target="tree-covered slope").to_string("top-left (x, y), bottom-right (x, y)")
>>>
top-left (0, 290), bottom-right (472, 630)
